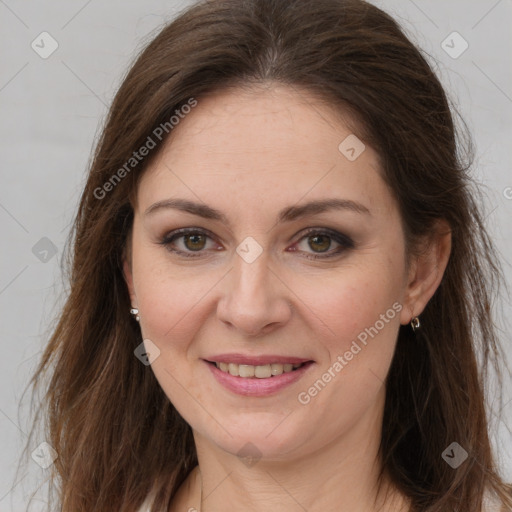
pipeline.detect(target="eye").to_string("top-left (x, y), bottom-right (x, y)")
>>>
top-left (159, 227), bottom-right (354, 260)
top-left (291, 228), bottom-right (354, 260)
top-left (159, 228), bottom-right (220, 258)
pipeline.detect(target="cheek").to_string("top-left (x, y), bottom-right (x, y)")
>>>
top-left (289, 260), bottom-right (404, 416)
top-left (131, 248), bottom-right (214, 350)
top-left (131, 254), bottom-right (215, 408)
top-left (292, 262), bottom-right (403, 351)
top-left (293, 270), bottom-right (402, 424)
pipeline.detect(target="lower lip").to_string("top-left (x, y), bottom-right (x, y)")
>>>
top-left (204, 360), bottom-right (315, 397)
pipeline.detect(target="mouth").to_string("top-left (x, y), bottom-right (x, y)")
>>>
top-left (204, 358), bottom-right (315, 397)
top-left (205, 360), bottom-right (311, 378)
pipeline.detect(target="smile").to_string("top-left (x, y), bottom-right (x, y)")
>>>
top-left (204, 359), bottom-right (315, 397)
top-left (211, 361), bottom-right (305, 378)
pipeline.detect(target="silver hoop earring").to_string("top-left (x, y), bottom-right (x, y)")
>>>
top-left (130, 307), bottom-right (140, 322)
top-left (410, 316), bottom-right (420, 332)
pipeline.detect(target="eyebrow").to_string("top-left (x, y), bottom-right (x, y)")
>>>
top-left (144, 197), bottom-right (371, 225)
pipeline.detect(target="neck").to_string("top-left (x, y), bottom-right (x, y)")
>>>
top-left (184, 391), bottom-right (410, 512)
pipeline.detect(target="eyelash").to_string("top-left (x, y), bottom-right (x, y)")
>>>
top-left (159, 227), bottom-right (354, 260)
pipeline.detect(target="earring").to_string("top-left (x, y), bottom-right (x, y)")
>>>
top-left (130, 307), bottom-right (140, 322)
top-left (410, 316), bottom-right (420, 332)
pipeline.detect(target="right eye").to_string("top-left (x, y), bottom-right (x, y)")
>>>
top-left (160, 228), bottom-right (222, 258)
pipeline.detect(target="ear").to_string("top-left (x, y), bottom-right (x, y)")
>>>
top-left (400, 219), bottom-right (452, 325)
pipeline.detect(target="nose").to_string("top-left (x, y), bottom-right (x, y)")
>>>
top-left (216, 249), bottom-right (293, 337)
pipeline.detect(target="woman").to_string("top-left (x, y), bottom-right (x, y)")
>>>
top-left (24, 0), bottom-right (512, 510)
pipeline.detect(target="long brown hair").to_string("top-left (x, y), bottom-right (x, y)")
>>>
top-left (20, 0), bottom-right (512, 510)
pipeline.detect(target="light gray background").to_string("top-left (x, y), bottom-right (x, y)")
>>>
top-left (1, 0), bottom-right (511, 510)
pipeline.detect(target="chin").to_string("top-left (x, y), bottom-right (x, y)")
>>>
top-left (196, 415), bottom-right (313, 462)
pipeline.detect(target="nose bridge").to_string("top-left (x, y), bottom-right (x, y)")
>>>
top-left (231, 233), bottom-right (272, 297)
top-left (217, 241), bottom-right (291, 334)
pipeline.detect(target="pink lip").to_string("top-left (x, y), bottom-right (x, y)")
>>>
top-left (205, 353), bottom-right (312, 365)
top-left (204, 360), bottom-right (315, 397)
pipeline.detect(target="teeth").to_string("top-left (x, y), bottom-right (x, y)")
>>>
top-left (214, 362), bottom-right (303, 378)
top-left (239, 364), bottom-right (255, 378)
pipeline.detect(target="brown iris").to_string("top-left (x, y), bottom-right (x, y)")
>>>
top-left (307, 234), bottom-right (331, 253)
top-left (184, 233), bottom-right (207, 251)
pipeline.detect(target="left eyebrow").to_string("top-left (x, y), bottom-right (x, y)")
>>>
top-left (144, 197), bottom-right (371, 227)
top-left (277, 198), bottom-right (371, 222)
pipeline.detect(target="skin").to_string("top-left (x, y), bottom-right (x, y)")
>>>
top-left (123, 83), bottom-right (451, 512)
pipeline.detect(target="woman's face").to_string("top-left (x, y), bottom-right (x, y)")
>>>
top-left (124, 84), bottom-right (416, 461)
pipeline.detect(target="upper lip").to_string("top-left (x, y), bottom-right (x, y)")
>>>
top-left (205, 354), bottom-right (313, 365)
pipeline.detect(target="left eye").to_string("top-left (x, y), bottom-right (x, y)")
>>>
top-left (290, 229), bottom-right (354, 259)
top-left (160, 228), bottom-right (354, 259)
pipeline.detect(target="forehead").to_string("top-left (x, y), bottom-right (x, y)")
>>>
top-left (136, 84), bottom-right (394, 219)
top-left (156, 84), bottom-right (364, 162)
